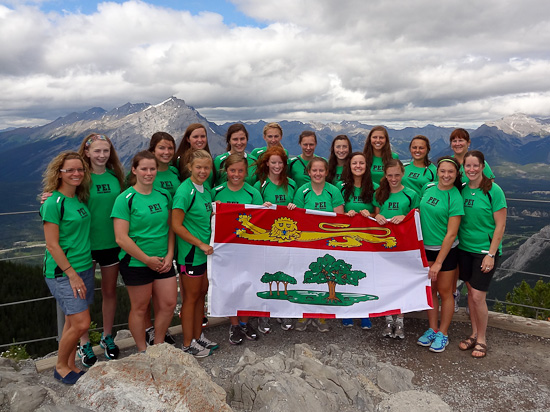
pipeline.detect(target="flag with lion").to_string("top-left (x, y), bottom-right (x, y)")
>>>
top-left (207, 203), bottom-right (431, 318)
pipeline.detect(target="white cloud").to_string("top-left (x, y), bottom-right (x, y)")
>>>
top-left (1, 0), bottom-right (550, 129)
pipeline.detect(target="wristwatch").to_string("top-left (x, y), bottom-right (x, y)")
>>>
top-left (487, 252), bottom-right (495, 258)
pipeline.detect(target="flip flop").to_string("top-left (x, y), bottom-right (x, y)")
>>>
top-left (459, 336), bottom-right (477, 351)
top-left (471, 342), bottom-right (487, 358)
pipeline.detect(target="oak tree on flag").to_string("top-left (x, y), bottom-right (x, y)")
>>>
top-left (304, 254), bottom-right (367, 302)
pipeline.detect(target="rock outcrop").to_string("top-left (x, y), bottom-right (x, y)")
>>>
top-left (65, 344), bottom-right (231, 412)
top-left (229, 343), bottom-right (449, 412)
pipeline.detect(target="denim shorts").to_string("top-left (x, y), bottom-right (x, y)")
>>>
top-left (45, 267), bottom-right (95, 315)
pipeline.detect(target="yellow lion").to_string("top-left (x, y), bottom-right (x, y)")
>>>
top-left (235, 214), bottom-right (397, 248)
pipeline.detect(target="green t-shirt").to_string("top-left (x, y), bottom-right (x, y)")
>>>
top-left (419, 183), bottom-right (464, 246)
top-left (250, 146), bottom-right (289, 160)
top-left (40, 192), bottom-right (92, 278)
top-left (254, 177), bottom-right (297, 206)
top-left (154, 166), bottom-right (181, 197)
top-left (338, 182), bottom-right (378, 213)
top-left (213, 152), bottom-right (257, 186)
top-left (88, 170), bottom-right (121, 250)
top-left (212, 182), bottom-right (263, 205)
top-left (402, 162), bottom-right (437, 196)
top-left (458, 183), bottom-right (507, 254)
top-left (459, 160), bottom-right (495, 184)
top-left (329, 165), bottom-right (345, 186)
top-left (111, 187), bottom-right (172, 267)
top-left (371, 152), bottom-right (399, 185)
top-left (293, 182), bottom-right (345, 212)
top-left (374, 186), bottom-right (419, 219)
top-left (288, 155), bottom-right (312, 188)
top-left (172, 179), bottom-right (213, 266)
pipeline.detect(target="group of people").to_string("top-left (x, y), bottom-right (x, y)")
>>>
top-left (40, 122), bottom-right (506, 384)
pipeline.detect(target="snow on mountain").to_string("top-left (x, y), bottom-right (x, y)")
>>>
top-left (485, 113), bottom-right (550, 138)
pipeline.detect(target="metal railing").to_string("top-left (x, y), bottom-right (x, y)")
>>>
top-left (1, 197), bottom-right (549, 350)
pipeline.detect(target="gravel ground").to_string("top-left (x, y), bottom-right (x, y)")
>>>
top-left (37, 316), bottom-right (550, 411)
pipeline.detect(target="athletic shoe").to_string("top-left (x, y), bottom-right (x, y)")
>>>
top-left (382, 321), bottom-right (394, 338)
top-left (241, 322), bottom-right (259, 340)
top-left (453, 291), bottom-right (460, 313)
top-left (312, 318), bottom-right (330, 332)
top-left (278, 318), bottom-right (294, 330)
top-left (100, 333), bottom-right (120, 360)
top-left (182, 339), bottom-right (211, 358)
top-left (77, 342), bottom-right (97, 368)
top-left (258, 318), bottom-right (272, 334)
top-left (360, 318), bottom-right (372, 330)
top-left (229, 324), bottom-right (245, 345)
top-left (145, 326), bottom-right (155, 346)
top-left (429, 332), bottom-right (449, 353)
top-left (202, 316), bottom-right (209, 327)
top-left (197, 332), bottom-right (219, 351)
top-left (393, 322), bottom-right (405, 339)
top-left (164, 330), bottom-right (176, 346)
top-left (342, 318), bottom-right (354, 327)
top-left (295, 318), bottom-right (310, 331)
top-left (417, 328), bottom-right (438, 347)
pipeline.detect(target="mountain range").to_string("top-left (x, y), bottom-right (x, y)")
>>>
top-left (1, 97), bottom-right (549, 181)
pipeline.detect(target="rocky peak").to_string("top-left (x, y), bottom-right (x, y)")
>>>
top-left (485, 113), bottom-right (550, 138)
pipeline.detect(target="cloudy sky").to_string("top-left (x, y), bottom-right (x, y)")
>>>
top-left (1, 0), bottom-right (549, 130)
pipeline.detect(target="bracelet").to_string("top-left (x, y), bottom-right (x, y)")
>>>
top-left (62, 265), bottom-right (72, 272)
top-left (487, 253), bottom-right (495, 258)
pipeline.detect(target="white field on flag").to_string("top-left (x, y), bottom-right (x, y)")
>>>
top-left (207, 204), bottom-right (431, 318)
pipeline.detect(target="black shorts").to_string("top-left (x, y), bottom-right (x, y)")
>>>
top-left (120, 259), bottom-right (176, 286)
top-left (179, 263), bottom-right (207, 278)
top-left (458, 249), bottom-right (500, 292)
top-left (91, 247), bottom-right (120, 267)
top-left (425, 246), bottom-right (459, 272)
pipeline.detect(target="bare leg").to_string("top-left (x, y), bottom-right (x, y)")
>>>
top-left (180, 274), bottom-right (205, 346)
top-left (469, 287), bottom-right (488, 356)
top-left (437, 269), bottom-right (455, 335)
top-left (56, 310), bottom-right (90, 377)
top-left (152, 276), bottom-right (177, 344)
top-left (126, 284), bottom-right (153, 351)
top-left (101, 263), bottom-right (119, 336)
top-left (427, 277), bottom-right (439, 331)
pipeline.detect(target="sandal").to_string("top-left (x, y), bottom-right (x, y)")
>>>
top-left (471, 342), bottom-right (487, 358)
top-left (458, 336), bottom-right (476, 351)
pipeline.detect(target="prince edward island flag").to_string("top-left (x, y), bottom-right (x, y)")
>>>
top-left (208, 203), bottom-right (431, 319)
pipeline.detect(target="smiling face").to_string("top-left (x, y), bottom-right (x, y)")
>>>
top-left (153, 139), bottom-right (175, 165)
top-left (226, 160), bottom-right (247, 187)
top-left (437, 161), bottom-right (457, 189)
top-left (188, 158), bottom-right (212, 185)
top-left (229, 130), bottom-right (248, 154)
top-left (463, 155), bottom-right (484, 184)
top-left (385, 165), bottom-right (403, 190)
top-left (300, 135), bottom-right (317, 159)
top-left (451, 136), bottom-right (469, 157)
top-left (308, 160), bottom-right (328, 184)
top-left (334, 139), bottom-right (350, 161)
top-left (264, 127), bottom-right (282, 147)
top-left (409, 138), bottom-right (428, 162)
top-left (370, 131), bottom-right (387, 153)
top-left (132, 158), bottom-right (157, 186)
top-left (59, 158), bottom-right (85, 189)
top-left (188, 127), bottom-right (207, 150)
top-left (350, 154), bottom-right (367, 178)
top-left (267, 154), bottom-right (284, 176)
top-left (85, 140), bottom-right (110, 170)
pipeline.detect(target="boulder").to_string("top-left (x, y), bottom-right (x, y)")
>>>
top-left (376, 362), bottom-right (414, 393)
top-left (64, 343), bottom-right (231, 412)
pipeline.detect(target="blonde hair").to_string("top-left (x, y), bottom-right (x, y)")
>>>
top-left (78, 133), bottom-right (125, 188)
top-left (42, 152), bottom-right (91, 203)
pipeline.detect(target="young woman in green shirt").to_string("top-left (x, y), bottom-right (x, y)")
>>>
top-left (363, 126), bottom-right (399, 186)
top-left (213, 154), bottom-right (262, 344)
top-left (41, 152), bottom-right (93, 384)
top-left (416, 157), bottom-right (464, 353)
top-left (288, 130), bottom-right (320, 188)
top-left (327, 135), bottom-right (352, 185)
top-left (175, 123), bottom-right (215, 186)
top-left (457, 151), bottom-right (507, 358)
top-left (402, 135), bottom-right (437, 196)
top-left (172, 150), bottom-right (217, 358)
top-left (214, 123), bottom-right (257, 186)
top-left (374, 159), bottom-right (419, 340)
top-left (148, 132), bottom-right (181, 196)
